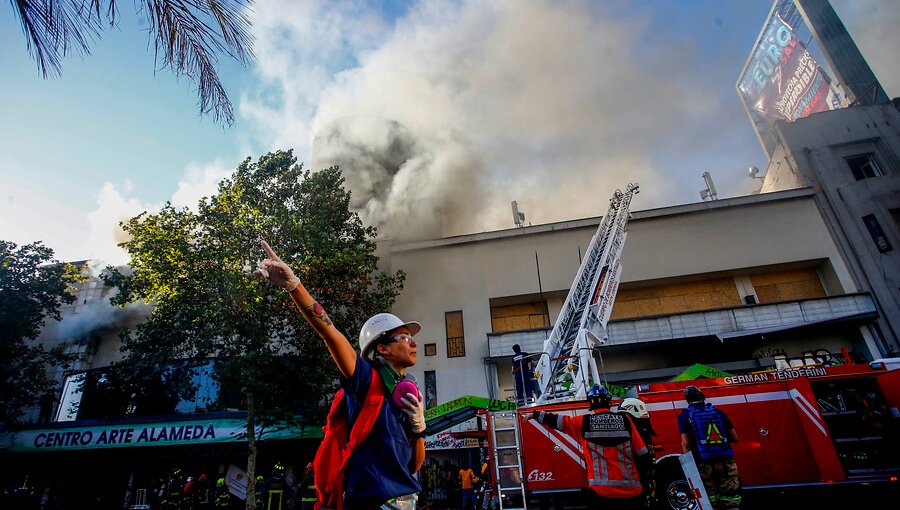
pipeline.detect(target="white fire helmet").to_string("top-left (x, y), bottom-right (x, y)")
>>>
top-left (358, 313), bottom-right (421, 360)
top-left (618, 397), bottom-right (649, 419)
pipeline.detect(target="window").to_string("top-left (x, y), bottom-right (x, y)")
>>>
top-left (862, 214), bottom-right (893, 253)
top-left (424, 343), bottom-right (437, 356)
top-left (845, 153), bottom-right (884, 180)
top-left (424, 371), bottom-right (437, 409)
top-left (445, 311), bottom-right (466, 358)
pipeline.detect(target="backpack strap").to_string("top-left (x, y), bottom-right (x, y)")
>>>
top-left (317, 369), bottom-right (384, 510)
top-left (341, 369), bottom-right (385, 471)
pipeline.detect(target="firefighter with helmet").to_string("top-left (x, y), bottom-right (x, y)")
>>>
top-left (263, 461), bottom-right (287, 510)
top-left (678, 385), bottom-right (741, 509)
top-left (214, 478), bottom-right (232, 509)
top-left (254, 475), bottom-right (265, 509)
top-left (255, 241), bottom-right (424, 510)
top-left (299, 462), bottom-right (316, 510)
top-left (162, 465), bottom-right (186, 510)
top-left (532, 384), bottom-right (654, 509)
top-left (194, 474), bottom-right (212, 510)
top-left (618, 397), bottom-right (658, 509)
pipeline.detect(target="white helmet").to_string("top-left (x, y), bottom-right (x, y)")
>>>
top-left (358, 313), bottom-right (421, 360)
top-left (618, 398), bottom-right (649, 419)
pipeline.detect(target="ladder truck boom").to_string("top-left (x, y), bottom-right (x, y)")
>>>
top-left (533, 183), bottom-right (639, 403)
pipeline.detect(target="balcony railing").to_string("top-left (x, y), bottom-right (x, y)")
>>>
top-left (486, 293), bottom-right (877, 355)
top-left (607, 293), bottom-right (877, 345)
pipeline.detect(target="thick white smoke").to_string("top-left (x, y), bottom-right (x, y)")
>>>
top-left (245, 0), bottom-right (763, 239)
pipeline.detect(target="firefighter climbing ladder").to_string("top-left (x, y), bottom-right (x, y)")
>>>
top-left (533, 183), bottom-right (639, 403)
top-left (488, 411), bottom-right (528, 510)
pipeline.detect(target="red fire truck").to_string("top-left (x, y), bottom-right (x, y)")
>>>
top-left (481, 186), bottom-right (898, 508)
top-left (486, 359), bottom-right (900, 509)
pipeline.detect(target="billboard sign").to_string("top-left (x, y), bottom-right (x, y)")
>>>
top-left (738, 3), bottom-right (848, 155)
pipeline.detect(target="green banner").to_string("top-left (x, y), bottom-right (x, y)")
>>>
top-left (669, 363), bottom-right (733, 382)
top-left (2, 417), bottom-right (322, 453)
top-left (424, 395), bottom-right (516, 422)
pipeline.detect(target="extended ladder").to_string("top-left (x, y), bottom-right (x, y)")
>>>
top-left (489, 411), bottom-right (528, 509)
top-left (533, 183), bottom-right (639, 403)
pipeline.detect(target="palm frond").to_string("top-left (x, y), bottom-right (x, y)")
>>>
top-left (10, 0), bottom-right (254, 126)
top-left (12, 0), bottom-right (102, 78)
top-left (143, 0), bottom-right (255, 126)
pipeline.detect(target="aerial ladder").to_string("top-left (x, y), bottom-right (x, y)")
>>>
top-left (486, 184), bottom-right (639, 510)
top-left (533, 183), bottom-right (639, 403)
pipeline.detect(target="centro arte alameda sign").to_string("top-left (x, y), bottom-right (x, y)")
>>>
top-left (4, 418), bottom-right (319, 452)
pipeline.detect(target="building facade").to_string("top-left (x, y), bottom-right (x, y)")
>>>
top-left (762, 101), bottom-right (900, 354)
top-left (388, 185), bottom-right (890, 407)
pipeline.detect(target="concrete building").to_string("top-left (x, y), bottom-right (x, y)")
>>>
top-left (762, 101), bottom-right (900, 356)
top-left (389, 185), bottom-right (889, 407)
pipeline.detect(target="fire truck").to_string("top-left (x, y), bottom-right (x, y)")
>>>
top-left (480, 184), bottom-right (900, 509)
top-left (494, 361), bottom-right (900, 509)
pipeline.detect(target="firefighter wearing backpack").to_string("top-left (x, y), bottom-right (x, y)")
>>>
top-left (256, 241), bottom-right (425, 510)
top-left (679, 385), bottom-right (741, 510)
top-left (531, 385), bottom-right (654, 510)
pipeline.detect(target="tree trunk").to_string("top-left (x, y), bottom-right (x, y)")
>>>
top-left (246, 389), bottom-right (257, 510)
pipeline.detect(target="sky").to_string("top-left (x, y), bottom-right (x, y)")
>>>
top-left (1, 0), bottom-right (898, 267)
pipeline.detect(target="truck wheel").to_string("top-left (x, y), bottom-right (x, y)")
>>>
top-left (656, 461), bottom-right (699, 510)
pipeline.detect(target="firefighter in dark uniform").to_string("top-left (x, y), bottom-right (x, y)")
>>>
top-left (263, 461), bottom-right (288, 510)
top-left (214, 478), bottom-right (232, 509)
top-left (162, 466), bottom-right (186, 510)
top-left (255, 475), bottom-right (266, 509)
top-left (679, 385), bottom-right (741, 510)
top-left (299, 462), bottom-right (316, 510)
top-left (194, 474), bottom-right (213, 510)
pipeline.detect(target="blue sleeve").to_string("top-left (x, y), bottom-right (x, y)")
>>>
top-left (677, 410), bottom-right (690, 434)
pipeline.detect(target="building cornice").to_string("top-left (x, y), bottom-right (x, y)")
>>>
top-left (387, 187), bottom-right (816, 253)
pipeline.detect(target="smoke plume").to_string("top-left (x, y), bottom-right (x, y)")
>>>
top-left (245, 0), bottom-right (769, 239)
top-left (311, 115), bottom-right (485, 238)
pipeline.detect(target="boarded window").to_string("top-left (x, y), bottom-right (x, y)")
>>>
top-left (751, 269), bottom-right (826, 303)
top-left (611, 278), bottom-right (742, 319)
top-left (490, 301), bottom-right (550, 332)
top-left (446, 311), bottom-right (466, 358)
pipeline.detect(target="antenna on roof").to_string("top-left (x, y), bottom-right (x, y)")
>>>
top-left (511, 201), bottom-right (526, 227)
top-left (699, 171), bottom-right (718, 201)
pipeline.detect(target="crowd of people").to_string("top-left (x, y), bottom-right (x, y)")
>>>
top-left (416, 458), bottom-right (496, 510)
top-left (141, 460), bottom-right (308, 510)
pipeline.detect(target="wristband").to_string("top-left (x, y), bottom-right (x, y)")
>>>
top-left (284, 277), bottom-right (301, 292)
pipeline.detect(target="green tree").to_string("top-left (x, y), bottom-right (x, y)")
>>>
top-left (10, 0), bottom-right (254, 125)
top-left (0, 241), bottom-right (85, 429)
top-left (104, 150), bottom-right (405, 508)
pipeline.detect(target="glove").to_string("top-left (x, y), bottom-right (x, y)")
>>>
top-left (253, 240), bottom-right (301, 291)
top-left (400, 392), bottom-right (426, 434)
